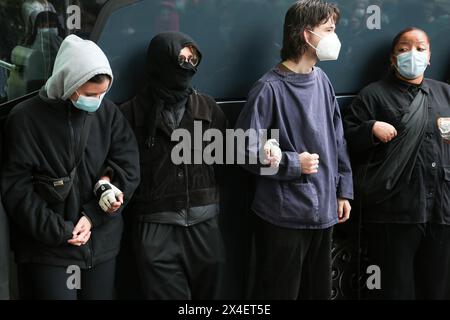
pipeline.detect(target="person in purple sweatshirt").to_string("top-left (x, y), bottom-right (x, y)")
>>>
top-left (235, 0), bottom-right (353, 299)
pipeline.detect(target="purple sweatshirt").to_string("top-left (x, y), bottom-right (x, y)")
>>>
top-left (235, 65), bottom-right (353, 229)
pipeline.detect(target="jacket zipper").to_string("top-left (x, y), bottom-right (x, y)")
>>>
top-left (68, 106), bottom-right (75, 166)
top-left (69, 107), bottom-right (93, 268)
top-left (87, 238), bottom-right (93, 269)
top-left (74, 165), bottom-right (93, 269)
top-left (185, 162), bottom-right (190, 227)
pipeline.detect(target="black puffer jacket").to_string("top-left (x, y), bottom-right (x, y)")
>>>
top-left (1, 90), bottom-right (140, 268)
top-left (120, 90), bottom-right (227, 215)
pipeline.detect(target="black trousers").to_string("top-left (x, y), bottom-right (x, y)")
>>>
top-left (133, 216), bottom-right (225, 300)
top-left (17, 259), bottom-right (116, 300)
top-left (252, 216), bottom-right (333, 300)
top-left (364, 223), bottom-right (450, 300)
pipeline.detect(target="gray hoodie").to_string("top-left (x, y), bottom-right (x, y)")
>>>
top-left (45, 34), bottom-right (113, 101)
top-left (1, 34), bottom-right (140, 268)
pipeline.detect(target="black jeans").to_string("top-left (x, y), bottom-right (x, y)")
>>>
top-left (252, 215), bottom-right (333, 300)
top-left (364, 223), bottom-right (450, 300)
top-left (133, 216), bottom-right (225, 300)
top-left (17, 259), bottom-right (116, 300)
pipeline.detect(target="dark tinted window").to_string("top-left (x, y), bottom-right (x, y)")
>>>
top-left (91, 0), bottom-right (450, 103)
top-left (0, 0), bottom-right (105, 104)
top-left (2, 1), bottom-right (449, 104)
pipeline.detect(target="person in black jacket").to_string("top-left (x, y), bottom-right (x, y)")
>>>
top-left (344, 27), bottom-right (450, 299)
top-left (1, 35), bottom-right (140, 300)
top-left (120, 32), bottom-right (227, 300)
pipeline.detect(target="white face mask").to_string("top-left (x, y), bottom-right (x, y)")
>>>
top-left (307, 30), bottom-right (341, 61)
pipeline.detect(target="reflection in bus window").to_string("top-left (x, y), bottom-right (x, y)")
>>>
top-left (0, 1), bottom-right (22, 103)
top-left (6, 10), bottom-right (63, 100)
top-left (0, 1), bottom-right (104, 104)
top-left (155, 0), bottom-right (180, 33)
top-left (21, 0), bottom-right (56, 39)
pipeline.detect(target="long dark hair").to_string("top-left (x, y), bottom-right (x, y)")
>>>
top-left (281, 0), bottom-right (340, 62)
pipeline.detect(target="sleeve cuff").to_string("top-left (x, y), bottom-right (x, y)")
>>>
top-left (100, 166), bottom-right (115, 181)
top-left (61, 221), bottom-right (75, 244)
top-left (282, 152), bottom-right (302, 178)
top-left (338, 188), bottom-right (354, 201)
top-left (368, 120), bottom-right (381, 146)
top-left (81, 211), bottom-right (93, 228)
top-left (82, 200), bottom-right (105, 228)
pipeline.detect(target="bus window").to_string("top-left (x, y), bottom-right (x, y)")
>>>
top-left (0, 1), bottom-right (106, 105)
top-left (88, 0), bottom-right (449, 104)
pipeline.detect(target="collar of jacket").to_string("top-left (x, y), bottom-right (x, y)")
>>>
top-left (388, 69), bottom-right (430, 95)
top-left (38, 87), bottom-right (72, 110)
top-left (39, 87), bottom-right (95, 116)
top-left (135, 90), bottom-right (212, 128)
top-left (187, 90), bottom-right (212, 122)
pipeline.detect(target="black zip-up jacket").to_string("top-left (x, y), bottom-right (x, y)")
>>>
top-left (1, 90), bottom-right (140, 268)
top-left (120, 91), bottom-right (227, 217)
top-left (344, 72), bottom-right (450, 224)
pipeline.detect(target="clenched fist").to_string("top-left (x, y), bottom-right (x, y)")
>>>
top-left (263, 139), bottom-right (282, 168)
top-left (94, 180), bottom-right (124, 214)
top-left (299, 152), bottom-right (320, 174)
top-left (372, 121), bottom-right (397, 143)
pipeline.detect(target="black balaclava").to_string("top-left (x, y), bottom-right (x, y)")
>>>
top-left (141, 32), bottom-right (202, 147)
top-left (144, 31), bottom-right (202, 104)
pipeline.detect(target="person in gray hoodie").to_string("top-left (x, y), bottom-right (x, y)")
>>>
top-left (1, 35), bottom-right (140, 300)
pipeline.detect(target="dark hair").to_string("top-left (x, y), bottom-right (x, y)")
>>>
top-left (88, 74), bottom-right (112, 84)
top-left (281, 0), bottom-right (340, 62)
top-left (390, 27), bottom-right (430, 56)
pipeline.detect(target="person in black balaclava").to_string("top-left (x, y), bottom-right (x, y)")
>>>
top-left (120, 32), bottom-right (228, 300)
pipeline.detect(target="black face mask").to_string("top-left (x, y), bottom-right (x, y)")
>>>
top-left (144, 31), bottom-right (202, 103)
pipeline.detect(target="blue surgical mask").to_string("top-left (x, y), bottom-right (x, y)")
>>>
top-left (38, 27), bottom-right (59, 36)
top-left (396, 50), bottom-right (429, 80)
top-left (72, 91), bottom-right (105, 112)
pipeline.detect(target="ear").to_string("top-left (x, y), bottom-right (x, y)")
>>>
top-left (390, 54), bottom-right (396, 68)
top-left (69, 90), bottom-right (79, 102)
top-left (303, 29), bottom-right (311, 46)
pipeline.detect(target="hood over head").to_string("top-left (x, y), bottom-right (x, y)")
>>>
top-left (44, 34), bottom-right (113, 100)
top-left (144, 31), bottom-right (202, 103)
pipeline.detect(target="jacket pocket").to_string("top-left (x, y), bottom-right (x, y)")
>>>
top-left (33, 172), bottom-right (74, 204)
top-left (281, 181), bottom-right (319, 223)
